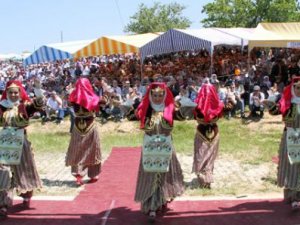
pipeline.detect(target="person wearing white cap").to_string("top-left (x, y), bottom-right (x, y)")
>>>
top-left (44, 91), bottom-right (62, 122)
top-left (249, 85), bottom-right (265, 118)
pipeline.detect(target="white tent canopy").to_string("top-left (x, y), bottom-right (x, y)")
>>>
top-left (0, 53), bottom-right (24, 60)
top-left (213, 28), bottom-right (255, 46)
top-left (182, 28), bottom-right (246, 46)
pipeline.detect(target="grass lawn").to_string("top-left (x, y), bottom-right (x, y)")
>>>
top-left (28, 114), bottom-right (282, 163)
top-left (26, 113), bottom-right (283, 197)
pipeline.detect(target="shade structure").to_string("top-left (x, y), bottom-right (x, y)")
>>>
top-left (213, 28), bottom-right (255, 46)
top-left (0, 53), bottom-right (24, 60)
top-left (73, 33), bottom-right (161, 58)
top-left (23, 39), bottom-right (95, 66)
top-left (140, 28), bottom-right (246, 61)
top-left (248, 22), bottom-right (300, 50)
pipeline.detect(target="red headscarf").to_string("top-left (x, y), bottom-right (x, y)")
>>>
top-left (137, 82), bottom-right (174, 129)
top-left (194, 83), bottom-right (223, 122)
top-left (279, 76), bottom-right (300, 115)
top-left (69, 78), bottom-right (99, 112)
top-left (1, 80), bottom-right (31, 102)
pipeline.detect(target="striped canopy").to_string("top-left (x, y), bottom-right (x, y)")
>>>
top-left (23, 39), bottom-right (95, 66)
top-left (73, 33), bottom-right (161, 58)
top-left (140, 28), bottom-right (247, 61)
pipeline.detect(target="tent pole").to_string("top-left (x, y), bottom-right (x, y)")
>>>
top-left (247, 47), bottom-right (251, 72)
top-left (210, 45), bottom-right (213, 76)
top-left (140, 53), bottom-right (143, 80)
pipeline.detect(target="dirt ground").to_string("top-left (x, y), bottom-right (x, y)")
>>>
top-left (30, 113), bottom-right (285, 198)
top-left (95, 114), bottom-right (284, 198)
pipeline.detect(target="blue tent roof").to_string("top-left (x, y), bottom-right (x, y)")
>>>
top-left (23, 39), bottom-right (95, 66)
top-left (23, 45), bottom-right (72, 66)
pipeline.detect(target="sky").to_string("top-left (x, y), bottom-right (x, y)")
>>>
top-left (0, 0), bottom-right (212, 54)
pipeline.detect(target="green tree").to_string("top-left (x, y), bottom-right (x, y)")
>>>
top-left (201, 0), bottom-right (300, 28)
top-left (124, 2), bottom-right (191, 33)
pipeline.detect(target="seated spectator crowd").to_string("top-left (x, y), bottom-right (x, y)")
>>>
top-left (0, 46), bottom-right (299, 123)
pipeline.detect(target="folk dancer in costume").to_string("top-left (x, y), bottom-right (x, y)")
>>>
top-left (192, 83), bottom-right (224, 188)
top-left (264, 77), bottom-right (300, 210)
top-left (65, 78), bottom-right (105, 185)
top-left (134, 82), bottom-right (184, 222)
top-left (0, 80), bottom-right (44, 219)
